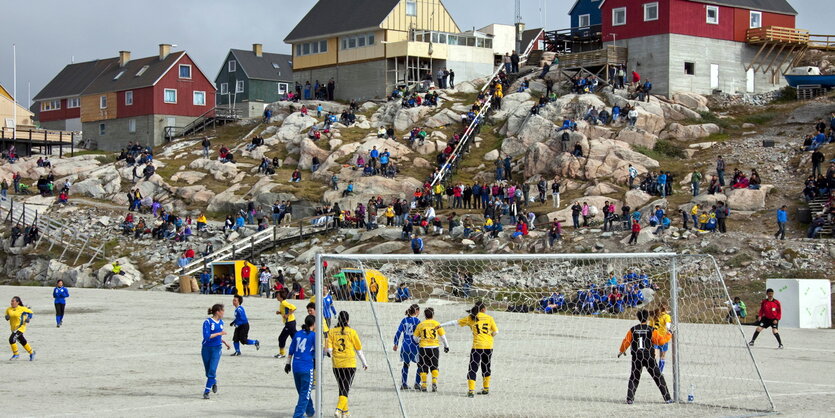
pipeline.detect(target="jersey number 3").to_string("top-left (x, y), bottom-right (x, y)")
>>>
top-left (337, 338), bottom-right (347, 352)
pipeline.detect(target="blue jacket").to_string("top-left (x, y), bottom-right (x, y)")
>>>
top-left (322, 294), bottom-right (337, 319)
top-left (231, 305), bottom-right (249, 326)
top-left (776, 209), bottom-right (787, 223)
top-left (53, 287), bottom-right (69, 304)
top-left (411, 238), bottom-right (424, 252)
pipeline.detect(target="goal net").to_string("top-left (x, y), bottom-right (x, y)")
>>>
top-left (311, 253), bottom-right (774, 418)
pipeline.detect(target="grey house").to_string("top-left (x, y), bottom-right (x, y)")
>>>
top-left (215, 44), bottom-right (294, 118)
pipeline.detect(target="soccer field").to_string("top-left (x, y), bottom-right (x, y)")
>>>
top-left (0, 286), bottom-right (833, 417)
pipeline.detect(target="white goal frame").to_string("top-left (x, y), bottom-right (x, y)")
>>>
top-left (313, 253), bottom-right (775, 418)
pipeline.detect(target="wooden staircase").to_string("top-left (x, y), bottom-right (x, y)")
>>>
top-left (807, 196), bottom-right (833, 238)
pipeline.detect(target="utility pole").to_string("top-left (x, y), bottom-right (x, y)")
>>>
top-left (13, 44), bottom-right (17, 141)
top-left (514, 0), bottom-right (525, 53)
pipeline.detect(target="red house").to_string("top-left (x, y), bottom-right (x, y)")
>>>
top-left (34, 45), bottom-right (216, 151)
top-left (599, 0), bottom-right (797, 96)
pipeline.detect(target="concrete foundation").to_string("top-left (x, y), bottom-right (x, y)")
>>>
top-left (83, 114), bottom-right (200, 151)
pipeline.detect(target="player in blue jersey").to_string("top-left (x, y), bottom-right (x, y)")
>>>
top-left (393, 304), bottom-right (422, 390)
top-left (202, 304), bottom-right (231, 399)
top-left (230, 295), bottom-right (260, 356)
top-left (322, 285), bottom-right (338, 328)
top-left (53, 279), bottom-right (69, 327)
top-left (285, 315), bottom-right (317, 418)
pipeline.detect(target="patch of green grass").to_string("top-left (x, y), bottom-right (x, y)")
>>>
top-left (634, 139), bottom-right (685, 160)
top-left (770, 86), bottom-right (797, 104)
top-left (687, 112), bottom-right (735, 130)
top-left (704, 132), bottom-right (731, 142)
top-left (740, 111), bottom-right (778, 126)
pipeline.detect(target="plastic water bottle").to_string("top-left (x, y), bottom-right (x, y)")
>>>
top-left (687, 384), bottom-right (695, 403)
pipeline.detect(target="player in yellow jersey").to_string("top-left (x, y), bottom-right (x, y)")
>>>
top-left (5, 296), bottom-right (35, 361)
top-left (326, 311), bottom-right (368, 418)
top-left (275, 288), bottom-right (297, 358)
top-left (412, 308), bottom-right (449, 392)
top-left (650, 305), bottom-right (672, 373)
top-left (439, 301), bottom-right (497, 397)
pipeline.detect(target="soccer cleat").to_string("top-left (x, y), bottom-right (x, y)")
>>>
top-left (275, 354), bottom-right (286, 359)
top-left (10, 354), bottom-right (19, 361)
top-left (29, 351), bottom-right (35, 361)
top-left (414, 383), bottom-right (421, 391)
top-left (479, 389), bottom-right (489, 395)
top-left (212, 384), bottom-right (217, 393)
top-left (467, 391), bottom-right (475, 398)
top-left (255, 340), bottom-right (260, 351)
top-left (400, 384), bottom-right (409, 390)
top-left (431, 383), bottom-right (437, 392)
top-left (333, 410), bottom-right (342, 418)
top-left (203, 392), bottom-right (210, 400)
top-left (626, 400), bottom-right (633, 405)
top-left (57, 323), bottom-right (61, 328)
top-left (230, 352), bottom-right (241, 357)
top-left (748, 341), bottom-right (754, 346)
top-left (420, 386), bottom-right (427, 392)
top-left (778, 344), bottom-right (784, 349)
top-left (665, 399), bottom-right (674, 404)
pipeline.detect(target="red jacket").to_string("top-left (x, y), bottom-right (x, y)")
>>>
top-left (241, 266), bottom-right (251, 281)
top-left (758, 299), bottom-right (782, 320)
top-left (631, 222), bottom-right (641, 233)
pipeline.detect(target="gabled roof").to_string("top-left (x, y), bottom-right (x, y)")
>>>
top-left (0, 84), bottom-right (12, 100)
top-left (227, 49), bottom-right (294, 82)
top-left (284, 0), bottom-right (401, 43)
top-left (689, 0), bottom-right (797, 15)
top-left (82, 51), bottom-right (186, 95)
top-left (32, 58), bottom-right (117, 101)
top-left (521, 28), bottom-right (544, 52)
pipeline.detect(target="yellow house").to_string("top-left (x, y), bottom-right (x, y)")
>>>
top-left (284, 0), bottom-right (499, 101)
top-left (0, 84), bottom-right (34, 129)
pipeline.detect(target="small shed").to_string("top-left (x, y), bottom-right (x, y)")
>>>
top-left (211, 260), bottom-right (259, 296)
top-left (765, 279), bottom-right (832, 328)
top-left (340, 268), bottom-right (389, 302)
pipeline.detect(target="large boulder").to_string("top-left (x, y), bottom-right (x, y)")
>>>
top-left (189, 158), bottom-right (239, 181)
top-left (664, 123), bottom-right (721, 140)
top-left (298, 138), bottom-right (331, 170)
top-left (672, 92), bottom-right (709, 113)
top-left (276, 112), bottom-right (318, 142)
top-left (454, 81), bottom-right (478, 94)
top-left (619, 228), bottom-right (658, 245)
top-left (96, 258), bottom-right (143, 288)
top-left (393, 106), bottom-right (432, 131)
top-left (425, 108), bottom-right (461, 128)
top-left (624, 189), bottom-right (653, 209)
top-left (517, 115), bottom-right (557, 145)
top-left (725, 185), bottom-right (774, 211)
top-left (660, 102), bottom-right (702, 121)
top-left (547, 195), bottom-right (623, 223)
top-left (615, 128), bottom-right (658, 148)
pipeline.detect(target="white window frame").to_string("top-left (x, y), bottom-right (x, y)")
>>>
top-left (128, 119), bottom-right (136, 133)
top-left (278, 83), bottom-right (289, 94)
top-left (578, 14), bottom-right (591, 27)
top-left (41, 100), bottom-right (61, 111)
top-left (99, 95), bottom-right (107, 109)
top-left (67, 98), bottom-right (80, 108)
top-left (99, 123), bottom-right (106, 136)
top-left (125, 91), bottom-right (134, 106)
top-left (135, 65), bottom-right (149, 77)
top-left (749, 11), bottom-right (762, 29)
top-left (193, 91), bottom-right (206, 106)
top-left (643, 2), bottom-right (659, 22)
top-left (406, 0), bottom-right (417, 16)
top-left (163, 88), bottom-right (177, 104)
top-left (228, 60), bottom-right (237, 72)
top-left (179, 64), bottom-right (192, 79)
top-left (235, 80), bottom-right (245, 93)
top-left (220, 83), bottom-right (228, 94)
top-left (706, 6), bottom-right (719, 25)
top-left (612, 7), bottom-right (627, 26)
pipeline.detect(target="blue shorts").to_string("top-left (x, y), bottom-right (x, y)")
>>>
top-left (654, 343), bottom-right (669, 352)
top-left (400, 348), bottom-right (418, 363)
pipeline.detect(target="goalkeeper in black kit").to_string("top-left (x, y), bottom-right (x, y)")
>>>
top-left (618, 309), bottom-right (673, 405)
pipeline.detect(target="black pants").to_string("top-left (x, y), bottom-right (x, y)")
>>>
top-left (233, 323), bottom-right (251, 344)
top-left (418, 347), bottom-right (440, 373)
top-left (279, 320), bottom-right (297, 349)
top-left (468, 349), bottom-right (492, 380)
top-left (629, 231), bottom-right (639, 244)
top-left (627, 352), bottom-right (671, 402)
top-left (55, 303), bottom-right (65, 318)
top-left (9, 331), bottom-right (26, 346)
top-left (717, 218), bottom-right (727, 233)
top-left (334, 367), bottom-right (357, 397)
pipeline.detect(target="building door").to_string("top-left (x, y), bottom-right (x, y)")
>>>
top-left (710, 64), bottom-right (720, 90)
top-left (746, 68), bottom-right (755, 92)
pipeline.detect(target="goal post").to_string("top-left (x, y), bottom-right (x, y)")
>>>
top-left (313, 253), bottom-right (774, 418)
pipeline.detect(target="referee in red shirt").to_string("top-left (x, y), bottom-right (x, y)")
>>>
top-left (748, 288), bottom-right (783, 349)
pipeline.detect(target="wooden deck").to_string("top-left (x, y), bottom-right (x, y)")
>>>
top-left (0, 126), bottom-right (78, 157)
top-left (557, 46), bottom-right (627, 69)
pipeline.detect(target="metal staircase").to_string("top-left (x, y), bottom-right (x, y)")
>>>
top-left (164, 107), bottom-right (240, 141)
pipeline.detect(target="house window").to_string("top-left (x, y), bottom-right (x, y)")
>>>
top-left (303, 43), bottom-right (310, 55)
top-left (228, 60), bottom-right (237, 72)
top-left (749, 11), bottom-right (762, 29)
top-left (67, 98), bottom-right (80, 108)
top-left (644, 2), bottom-right (659, 22)
top-left (341, 33), bottom-right (377, 50)
top-left (41, 100), bottom-right (61, 111)
top-left (220, 83), bottom-right (229, 94)
top-left (278, 83), bottom-right (288, 94)
top-left (128, 119), bottom-right (136, 133)
top-left (312, 42), bottom-right (320, 54)
top-left (367, 34), bottom-right (375, 45)
top-left (406, 0), bottom-right (416, 16)
top-left (296, 45), bottom-right (302, 56)
top-left (99, 123), bottom-right (106, 135)
top-left (235, 80), bottom-right (244, 93)
top-left (135, 65), bottom-right (149, 77)
top-left (113, 70), bottom-right (125, 80)
top-left (179, 64), bottom-right (192, 79)
top-left (99, 96), bottom-right (107, 109)
top-left (320, 40), bottom-right (328, 52)
top-left (193, 91), bottom-right (206, 106)
top-left (706, 6), bottom-right (719, 24)
top-left (125, 91), bottom-right (134, 106)
top-left (164, 89), bottom-right (177, 104)
top-left (685, 62), bottom-right (695, 75)
top-left (612, 7), bottom-right (627, 26)
top-left (578, 14), bottom-right (591, 27)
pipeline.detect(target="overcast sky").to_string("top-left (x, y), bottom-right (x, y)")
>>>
top-left (0, 0), bottom-right (830, 106)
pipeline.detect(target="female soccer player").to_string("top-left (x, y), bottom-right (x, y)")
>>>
top-left (650, 305), bottom-right (672, 373)
top-left (327, 311), bottom-right (368, 418)
top-left (6, 296), bottom-right (35, 360)
top-left (393, 304), bottom-right (421, 390)
top-left (618, 309), bottom-right (672, 404)
top-left (202, 303), bottom-right (231, 399)
top-left (53, 279), bottom-right (69, 327)
top-left (307, 302), bottom-right (329, 336)
top-left (439, 301), bottom-right (497, 397)
top-left (413, 307), bottom-right (449, 392)
top-left (275, 288), bottom-right (297, 358)
top-left (230, 295), bottom-right (260, 356)
top-left (286, 315), bottom-right (316, 418)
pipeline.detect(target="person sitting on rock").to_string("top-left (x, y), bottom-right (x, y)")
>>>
top-left (342, 181), bottom-right (354, 198)
top-left (290, 169), bottom-right (301, 183)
